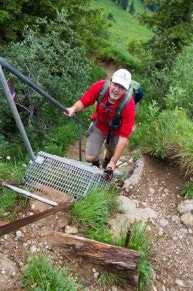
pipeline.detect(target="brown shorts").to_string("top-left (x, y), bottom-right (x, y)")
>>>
top-left (86, 125), bottom-right (119, 158)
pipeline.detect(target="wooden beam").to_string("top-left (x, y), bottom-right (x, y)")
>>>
top-left (44, 231), bottom-right (140, 287)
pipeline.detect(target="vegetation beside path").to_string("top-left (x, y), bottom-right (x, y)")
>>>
top-left (1, 0), bottom-right (193, 289)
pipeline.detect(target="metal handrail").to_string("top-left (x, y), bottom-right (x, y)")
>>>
top-left (0, 57), bottom-right (86, 161)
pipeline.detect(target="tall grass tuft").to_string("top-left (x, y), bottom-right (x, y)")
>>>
top-left (179, 181), bottom-right (193, 199)
top-left (0, 189), bottom-right (26, 221)
top-left (131, 104), bottom-right (193, 176)
top-left (173, 136), bottom-right (193, 177)
top-left (20, 253), bottom-right (83, 291)
top-left (71, 187), bottom-right (153, 289)
top-left (99, 272), bottom-right (122, 288)
top-left (41, 121), bottom-right (81, 157)
top-left (129, 221), bottom-right (153, 290)
top-left (109, 220), bottom-right (153, 289)
top-left (71, 185), bottom-right (119, 241)
top-left (0, 160), bottom-right (27, 220)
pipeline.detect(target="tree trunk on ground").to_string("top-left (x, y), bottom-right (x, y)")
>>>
top-left (43, 230), bottom-right (140, 287)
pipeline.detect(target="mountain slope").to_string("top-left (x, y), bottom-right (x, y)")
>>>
top-left (91, 0), bottom-right (153, 51)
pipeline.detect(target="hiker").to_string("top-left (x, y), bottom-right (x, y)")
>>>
top-left (64, 69), bottom-right (135, 175)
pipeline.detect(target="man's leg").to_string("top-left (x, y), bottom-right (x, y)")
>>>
top-left (102, 136), bottom-right (119, 168)
top-left (86, 126), bottom-right (106, 166)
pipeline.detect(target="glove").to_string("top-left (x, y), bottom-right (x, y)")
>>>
top-left (103, 167), bottom-right (113, 181)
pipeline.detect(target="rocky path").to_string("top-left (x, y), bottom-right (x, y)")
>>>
top-left (0, 152), bottom-right (193, 290)
top-left (120, 154), bottom-right (193, 290)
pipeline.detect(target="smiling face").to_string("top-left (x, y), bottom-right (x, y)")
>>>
top-left (109, 81), bottom-right (127, 103)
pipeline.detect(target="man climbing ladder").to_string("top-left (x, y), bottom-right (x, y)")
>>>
top-left (64, 69), bottom-right (137, 180)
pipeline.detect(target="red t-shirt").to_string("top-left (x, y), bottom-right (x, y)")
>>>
top-left (80, 80), bottom-right (135, 138)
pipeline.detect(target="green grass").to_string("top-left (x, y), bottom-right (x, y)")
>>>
top-left (99, 272), bottom-right (122, 287)
top-left (41, 120), bottom-right (84, 157)
top-left (129, 221), bottom-right (153, 289)
top-left (20, 254), bottom-right (83, 290)
top-left (179, 181), bottom-right (193, 199)
top-left (0, 160), bottom-right (28, 220)
top-left (17, 187), bottom-right (153, 289)
top-left (131, 105), bottom-right (193, 177)
top-left (91, 0), bottom-right (153, 51)
top-left (0, 189), bottom-right (27, 221)
top-left (71, 185), bottom-right (119, 242)
top-left (108, 220), bottom-right (153, 290)
top-left (71, 186), bottom-right (153, 288)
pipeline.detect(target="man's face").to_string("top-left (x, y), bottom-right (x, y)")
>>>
top-left (109, 81), bottom-right (126, 103)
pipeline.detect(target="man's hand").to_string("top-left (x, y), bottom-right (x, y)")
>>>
top-left (106, 159), bottom-right (116, 171)
top-left (63, 108), bottom-right (74, 117)
top-left (63, 100), bottom-right (84, 118)
top-left (103, 167), bottom-right (113, 180)
top-left (103, 159), bottom-right (116, 181)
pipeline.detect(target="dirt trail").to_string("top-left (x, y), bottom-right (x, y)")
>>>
top-left (67, 140), bottom-right (193, 290)
top-left (126, 155), bottom-right (193, 290)
top-left (0, 63), bottom-right (193, 290)
top-left (0, 144), bottom-right (192, 291)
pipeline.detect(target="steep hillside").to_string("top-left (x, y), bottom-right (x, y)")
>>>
top-left (91, 0), bottom-right (153, 51)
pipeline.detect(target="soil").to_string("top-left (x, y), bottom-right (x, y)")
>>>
top-left (0, 64), bottom-right (193, 290)
top-left (0, 143), bottom-right (192, 291)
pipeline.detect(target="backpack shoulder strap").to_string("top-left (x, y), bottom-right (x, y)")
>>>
top-left (97, 81), bottom-right (109, 103)
top-left (116, 86), bottom-right (133, 117)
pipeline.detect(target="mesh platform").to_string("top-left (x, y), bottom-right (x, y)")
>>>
top-left (23, 151), bottom-right (107, 200)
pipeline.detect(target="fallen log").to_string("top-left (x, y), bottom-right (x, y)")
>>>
top-left (44, 230), bottom-right (141, 287)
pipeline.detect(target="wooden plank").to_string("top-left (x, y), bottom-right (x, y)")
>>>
top-left (44, 231), bottom-right (140, 287)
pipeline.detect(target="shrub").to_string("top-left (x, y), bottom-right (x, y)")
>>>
top-left (0, 11), bottom-right (92, 155)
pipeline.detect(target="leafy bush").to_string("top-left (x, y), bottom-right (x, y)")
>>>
top-left (163, 45), bottom-right (193, 118)
top-left (140, 0), bottom-right (193, 69)
top-left (0, 0), bottom-right (65, 43)
top-left (42, 121), bottom-right (80, 156)
top-left (0, 11), bottom-right (93, 154)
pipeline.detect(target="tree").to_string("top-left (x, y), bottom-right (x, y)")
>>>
top-left (59, 0), bottom-right (109, 55)
top-left (129, 0), bottom-right (136, 15)
top-left (141, 0), bottom-right (193, 68)
top-left (0, 11), bottom-right (92, 143)
top-left (115, 0), bottom-right (129, 10)
top-left (0, 0), bottom-right (64, 43)
top-left (0, 0), bottom-right (109, 55)
top-left (122, 0), bottom-right (129, 10)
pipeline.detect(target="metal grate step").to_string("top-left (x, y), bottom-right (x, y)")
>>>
top-left (23, 151), bottom-right (106, 200)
